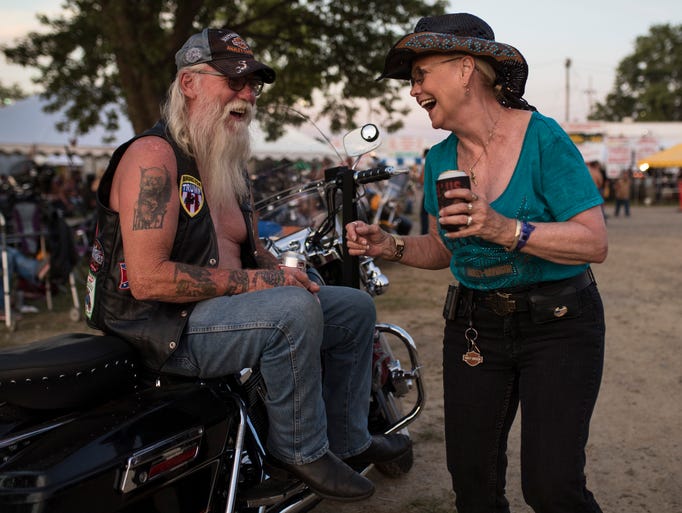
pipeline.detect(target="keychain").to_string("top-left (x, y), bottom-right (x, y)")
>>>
top-left (462, 326), bottom-right (483, 367)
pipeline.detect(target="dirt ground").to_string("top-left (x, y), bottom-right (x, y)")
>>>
top-left (2, 205), bottom-right (681, 513)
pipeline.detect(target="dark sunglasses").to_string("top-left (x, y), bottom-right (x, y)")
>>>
top-left (191, 70), bottom-right (265, 96)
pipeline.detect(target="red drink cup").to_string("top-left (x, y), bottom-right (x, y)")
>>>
top-left (436, 170), bottom-right (470, 232)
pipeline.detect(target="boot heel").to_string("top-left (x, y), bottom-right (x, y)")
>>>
top-left (263, 460), bottom-right (293, 481)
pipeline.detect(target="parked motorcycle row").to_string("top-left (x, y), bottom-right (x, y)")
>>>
top-left (0, 124), bottom-right (424, 512)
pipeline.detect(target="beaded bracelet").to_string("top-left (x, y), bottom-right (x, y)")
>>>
top-left (515, 221), bottom-right (536, 251)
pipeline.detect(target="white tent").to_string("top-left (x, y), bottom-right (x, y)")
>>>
top-left (250, 123), bottom-right (338, 161)
top-left (0, 96), bottom-right (338, 173)
top-left (0, 96), bottom-right (130, 160)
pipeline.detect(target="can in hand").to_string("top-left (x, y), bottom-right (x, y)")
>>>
top-left (278, 251), bottom-right (307, 270)
top-left (436, 170), bottom-right (470, 232)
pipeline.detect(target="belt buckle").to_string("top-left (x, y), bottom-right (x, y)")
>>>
top-left (488, 292), bottom-right (516, 316)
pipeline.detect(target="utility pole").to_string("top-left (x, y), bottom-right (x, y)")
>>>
top-left (565, 58), bottom-right (571, 123)
top-left (584, 77), bottom-right (596, 118)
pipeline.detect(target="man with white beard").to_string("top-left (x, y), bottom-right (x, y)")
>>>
top-left (84, 28), bottom-right (410, 502)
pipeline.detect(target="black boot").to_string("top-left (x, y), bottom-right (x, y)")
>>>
top-left (264, 450), bottom-right (374, 502)
top-left (344, 433), bottom-right (412, 467)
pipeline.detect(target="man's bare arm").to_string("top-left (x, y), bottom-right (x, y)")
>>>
top-left (173, 263), bottom-right (286, 298)
top-left (132, 165), bottom-right (172, 230)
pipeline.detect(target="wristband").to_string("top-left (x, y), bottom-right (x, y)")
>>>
top-left (391, 234), bottom-right (405, 261)
top-left (515, 221), bottom-right (535, 251)
top-left (505, 220), bottom-right (522, 252)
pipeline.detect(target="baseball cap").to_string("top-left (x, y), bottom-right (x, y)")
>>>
top-left (175, 28), bottom-right (276, 83)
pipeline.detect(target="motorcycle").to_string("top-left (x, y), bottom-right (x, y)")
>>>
top-left (255, 123), bottom-right (424, 476)
top-left (0, 124), bottom-right (425, 513)
top-left (365, 169), bottom-right (415, 236)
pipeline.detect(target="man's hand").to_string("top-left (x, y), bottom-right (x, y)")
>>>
top-left (237, 268), bottom-right (320, 295)
top-left (345, 221), bottom-right (392, 259)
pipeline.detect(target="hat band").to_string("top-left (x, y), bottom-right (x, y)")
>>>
top-left (398, 33), bottom-right (525, 63)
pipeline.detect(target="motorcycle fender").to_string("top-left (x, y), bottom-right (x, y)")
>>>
top-left (0, 383), bottom-right (241, 513)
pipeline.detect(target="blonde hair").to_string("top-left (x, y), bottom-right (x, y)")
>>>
top-left (472, 57), bottom-right (504, 102)
top-left (442, 52), bottom-right (503, 101)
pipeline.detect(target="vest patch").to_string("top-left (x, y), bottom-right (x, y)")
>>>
top-left (180, 174), bottom-right (204, 217)
top-left (118, 262), bottom-right (130, 290)
top-left (90, 239), bottom-right (104, 272)
top-left (84, 270), bottom-right (96, 319)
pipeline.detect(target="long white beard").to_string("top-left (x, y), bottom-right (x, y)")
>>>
top-left (188, 97), bottom-right (254, 210)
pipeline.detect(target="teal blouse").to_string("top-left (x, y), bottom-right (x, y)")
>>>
top-left (423, 111), bottom-right (603, 290)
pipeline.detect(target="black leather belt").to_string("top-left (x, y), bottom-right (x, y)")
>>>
top-left (467, 269), bottom-right (595, 317)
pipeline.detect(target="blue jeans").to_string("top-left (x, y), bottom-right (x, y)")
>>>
top-left (161, 285), bottom-right (375, 465)
top-left (443, 283), bottom-right (605, 513)
top-left (1, 246), bottom-right (43, 308)
top-left (614, 199), bottom-right (630, 217)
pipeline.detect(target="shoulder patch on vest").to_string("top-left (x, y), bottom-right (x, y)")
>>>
top-left (118, 262), bottom-right (130, 290)
top-left (179, 174), bottom-right (204, 217)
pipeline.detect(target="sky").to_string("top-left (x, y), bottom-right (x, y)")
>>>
top-left (1, 0), bottom-right (681, 143)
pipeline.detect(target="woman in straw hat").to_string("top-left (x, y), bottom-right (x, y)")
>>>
top-left (347, 13), bottom-right (607, 513)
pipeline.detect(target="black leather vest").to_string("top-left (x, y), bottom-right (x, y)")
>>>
top-left (85, 121), bottom-right (258, 369)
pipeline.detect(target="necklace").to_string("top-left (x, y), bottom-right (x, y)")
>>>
top-left (463, 112), bottom-right (501, 186)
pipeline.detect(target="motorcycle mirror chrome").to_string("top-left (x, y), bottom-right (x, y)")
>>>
top-left (360, 124), bottom-right (379, 142)
top-left (343, 123), bottom-right (382, 158)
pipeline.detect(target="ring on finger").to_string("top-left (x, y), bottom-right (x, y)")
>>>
top-left (467, 202), bottom-right (473, 211)
top-left (471, 193), bottom-right (479, 201)
top-left (466, 215), bottom-right (473, 227)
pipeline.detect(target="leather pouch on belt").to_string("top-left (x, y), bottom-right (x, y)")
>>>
top-left (528, 285), bottom-right (582, 324)
top-left (443, 284), bottom-right (460, 321)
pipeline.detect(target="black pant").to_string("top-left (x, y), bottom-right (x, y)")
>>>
top-left (420, 194), bottom-right (429, 235)
top-left (442, 283), bottom-right (605, 513)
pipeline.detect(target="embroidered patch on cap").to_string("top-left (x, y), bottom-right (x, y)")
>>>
top-left (184, 47), bottom-right (204, 64)
top-left (218, 32), bottom-right (252, 55)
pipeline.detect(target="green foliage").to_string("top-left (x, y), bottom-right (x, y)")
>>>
top-left (0, 81), bottom-right (27, 106)
top-left (590, 23), bottom-right (682, 121)
top-left (1, 0), bottom-right (447, 141)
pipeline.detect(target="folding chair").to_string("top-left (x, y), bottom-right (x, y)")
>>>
top-left (0, 200), bottom-right (80, 330)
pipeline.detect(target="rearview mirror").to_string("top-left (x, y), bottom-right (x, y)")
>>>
top-left (343, 124), bottom-right (382, 157)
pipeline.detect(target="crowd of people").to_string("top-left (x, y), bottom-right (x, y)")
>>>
top-left (0, 166), bottom-right (96, 317)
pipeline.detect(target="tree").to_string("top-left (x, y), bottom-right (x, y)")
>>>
top-left (0, 81), bottom-right (27, 107)
top-left (1, 0), bottom-right (446, 141)
top-left (589, 23), bottom-right (682, 122)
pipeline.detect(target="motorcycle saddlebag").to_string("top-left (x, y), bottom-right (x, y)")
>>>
top-left (0, 381), bottom-right (240, 513)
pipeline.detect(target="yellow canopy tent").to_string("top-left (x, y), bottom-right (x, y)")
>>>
top-left (637, 142), bottom-right (682, 169)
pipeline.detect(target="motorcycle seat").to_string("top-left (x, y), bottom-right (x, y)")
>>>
top-left (0, 332), bottom-right (138, 410)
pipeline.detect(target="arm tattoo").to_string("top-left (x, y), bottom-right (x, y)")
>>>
top-left (254, 250), bottom-right (279, 270)
top-left (133, 165), bottom-right (172, 230)
top-left (172, 265), bottom-right (286, 297)
top-left (225, 270), bottom-right (250, 295)
top-left (253, 270), bottom-right (285, 289)
top-left (174, 263), bottom-right (217, 297)
top-left (226, 270), bottom-right (284, 295)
